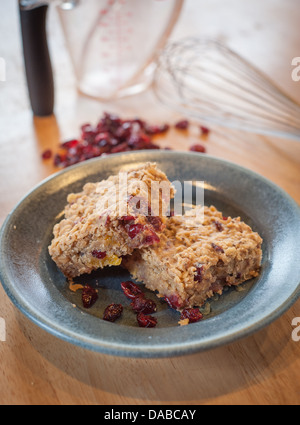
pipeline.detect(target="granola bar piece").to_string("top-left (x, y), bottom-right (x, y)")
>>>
top-left (123, 206), bottom-right (263, 310)
top-left (48, 162), bottom-right (174, 278)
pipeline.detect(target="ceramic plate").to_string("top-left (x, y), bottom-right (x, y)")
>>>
top-left (1, 151), bottom-right (300, 358)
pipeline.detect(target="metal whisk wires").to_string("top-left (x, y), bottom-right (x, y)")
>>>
top-left (153, 38), bottom-right (300, 141)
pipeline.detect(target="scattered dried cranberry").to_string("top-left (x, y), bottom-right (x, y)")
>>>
top-left (121, 281), bottom-right (144, 300)
top-left (180, 308), bottom-right (203, 323)
top-left (50, 113), bottom-right (212, 168)
top-left (164, 294), bottom-right (182, 310)
top-left (194, 265), bottom-right (204, 283)
top-left (41, 149), bottom-right (52, 160)
top-left (137, 312), bottom-right (157, 328)
top-left (175, 119), bottom-right (189, 130)
top-left (130, 294), bottom-right (157, 314)
top-left (110, 142), bottom-right (130, 153)
top-left (91, 250), bottom-right (107, 259)
top-left (127, 223), bottom-right (144, 239)
top-left (51, 113), bottom-right (171, 168)
top-left (81, 123), bottom-right (96, 138)
top-left (200, 126), bottom-right (210, 136)
top-left (189, 144), bottom-right (206, 153)
top-left (103, 303), bottom-right (123, 322)
top-left (53, 153), bottom-right (67, 167)
top-left (61, 139), bottom-right (79, 149)
top-left (145, 124), bottom-right (170, 135)
top-left (81, 284), bottom-right (98, 308)
top-left (211, 243), bottom-right (224, 253)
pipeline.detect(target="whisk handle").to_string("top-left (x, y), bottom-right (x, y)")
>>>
top-left (19, 4), bottom-right (54, 116)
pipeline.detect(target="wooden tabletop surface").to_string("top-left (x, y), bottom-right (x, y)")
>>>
top-left (1, 0), bottom-right (300, 405)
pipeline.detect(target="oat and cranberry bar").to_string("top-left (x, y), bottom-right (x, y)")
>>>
top-left (123, 206), bottom-right (263, 310)
top-left (48, 162), bottom-right (174, 278)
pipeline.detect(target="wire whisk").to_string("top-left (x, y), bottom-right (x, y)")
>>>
top-left (153, 37), bottom-right (300, 141)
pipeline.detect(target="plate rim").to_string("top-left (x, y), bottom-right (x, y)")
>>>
top-left (1, 150), bottom-right (300, 358)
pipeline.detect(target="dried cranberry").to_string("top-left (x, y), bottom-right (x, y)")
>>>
top-left (121, 281), bottom-right (144, 300)
top-left (144, 231), bottom-right (160, 245)
top-left (200, 126), bottom-right (210, 135)
top-left (144, 142), bottom-right (160, 150)
top-left (130, 294), bottom-right (157, 314)
top-left (81, 124), bottom-right (97, 142)
top-left (165, 294), bottom-right (182, 310)
top-left (128, 133), bottom-right (151, 148)
top-left (82, 144), bottom-right (95, 155)
top-left (127, 223), bottom-right (144, 239)
top-left (119, 215), bottom-right (136, 222)
top-left (180, 308), bottom-right (203, 323)
top-left (189, 144), bottom-right (206, 153)
top-left (214, 221), bottom-right (224, 232)
top-left (81, 123), bottom-right (94, 134)
top-left (103, 303), bottom-right (123, 322)
top-left (194, 265), bottom-right (204, 282)
top-left (102, 112), bottom-right (122, 132)
top-left (147, 215), bottom-right (162, 231)
top-left (92, 250), bottom-right (107, 259)
top-left (211, 243), bottom-right (224, 253)
top-left (137, 312), bottom-right (157, 328)
top-left (94, 132), bottom-right (110, 143)
top-left (54, 153), bottom-right (67, 167)
top-left (132, 118), bottom-right (146, 129)
top-left (126, 134), bottom-right (139, 147)
top-left (139, 133), bottom-right (152, 144)
top-left (97, 140), bottom-right (111, 152)
top-left (61, 139), bottom-right (79, 149)
top-left (115, 122), bottom-right (132, 140)
top-left (64, 155), bottom-right (80, 167)
top-left (41, 149), bottom-right (52, 160)
top-left (111, 142), bottom-right (130, 153)
top-left (82, 284), bottom-right (98, 308)
top-left (145, 124), bottom-right (170, 135)
top-left (175, 119), bottom-right (189, 130)
top-left (109, 138), bottom-right (119, 146)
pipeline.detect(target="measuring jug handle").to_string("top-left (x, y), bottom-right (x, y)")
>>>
top-left (19, 4), bottom-right (54, 116)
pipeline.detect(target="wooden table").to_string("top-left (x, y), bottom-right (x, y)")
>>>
top-left (1, 0), bottom-right (300, 405)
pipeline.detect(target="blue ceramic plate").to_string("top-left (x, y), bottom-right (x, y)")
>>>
top-left (0, 151), bottom-right (300, 358)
